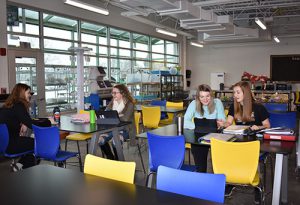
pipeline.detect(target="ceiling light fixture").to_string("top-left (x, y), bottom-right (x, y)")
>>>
top-left (273, 36), bottom-right (280, 43)
top-left (64, 0), bottom-right (109, 15)
top-left (155, 28), bottom-right (177, 37)
top-left (190, 41), bottom-right (204, 48)
top-left (255, 17), bottom-right (266, 30)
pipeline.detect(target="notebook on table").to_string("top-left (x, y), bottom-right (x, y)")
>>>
top-left (194, 118), bottom-right (218, 137)
top-left (199, 133), bottom-right (236, 143)
top-left (223, 125), bottom-right (250, 135)
top-left (96, 110), bottom-right (121, 125)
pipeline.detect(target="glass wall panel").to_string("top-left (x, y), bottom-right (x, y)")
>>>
top-left (44, 39), bottom-right (75, 51)
top-left (166, 41), bottom-right (178, 55)
top-left (133, 51), bottom-right (149, 60)
top-left (7, 34), bottom-right (40, 48)
top-left (151, 38), bottom-right (164, 53)
top-left (166, 55), bottom-right (179, 63)
top-left (110, 28), bottom-right (130, 48)
top-left (133, 33), bottom-right (149, 51)
top-left (44, 53), bottom-right (74, 66)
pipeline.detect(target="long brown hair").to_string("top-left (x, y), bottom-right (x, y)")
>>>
top-left (196, 84), bottom-right (215, 115)
top-left (233, 81), bottom-right (254, 122)
top-left (114, 84), bottom-right (136, 105)
top-left (3, 83), bottom-right (31, 110)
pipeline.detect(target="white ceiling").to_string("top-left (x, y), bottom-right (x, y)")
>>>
top-left (95, 0), bottom-right (300, 44)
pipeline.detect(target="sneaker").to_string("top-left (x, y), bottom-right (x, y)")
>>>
top-left (254, 188), bottom-right (261, 204)
top-left (11, 163), bottom-right (23, 172)
top-left (225, 185), bottom-right (235, 197)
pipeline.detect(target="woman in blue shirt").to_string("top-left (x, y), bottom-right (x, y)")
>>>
top-left (184, 84), bottom-right (226, 172)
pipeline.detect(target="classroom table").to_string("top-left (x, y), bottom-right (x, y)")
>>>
top-left (136, 124), bottom-right (295, 205)
top-left (58, 116), bottom-right (131, 161)
top-left (0, 165), bottom-right (222, 205)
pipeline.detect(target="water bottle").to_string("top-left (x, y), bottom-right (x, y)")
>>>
top-left (53, 106), bottom-right (60, 123)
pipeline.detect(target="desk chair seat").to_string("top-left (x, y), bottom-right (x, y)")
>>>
top-left (84, 154), bottom-right (136, 184)
top-left (146, 132), bottom-right (196, 187)
top-left (0, 124), bottom-right (34, 172)
top-left (33, 125), bottom-right (82, 172)
top-left (157, 165), bottom-right (226, 203)
top-left (159, 101), bottom-right (183, 125)
top-left (65, 110), bottom-right (93, 163)
top-left (211, 138), bottom-right (263, 203)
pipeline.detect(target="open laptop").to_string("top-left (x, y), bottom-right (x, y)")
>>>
top-left (96, 110), bottom-right (121, 125)
top-left (194, 118), bottom-right (218, 137)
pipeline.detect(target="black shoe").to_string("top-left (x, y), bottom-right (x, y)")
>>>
top-left (254, 188), bottom-right (261, 204)
top-left (57, 162), bottom-right (64, 167)
top-left (225, 185), bottom-right (235, 197)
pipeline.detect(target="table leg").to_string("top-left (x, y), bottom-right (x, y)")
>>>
top-left (112, 128), bottom-right (125, 161)
top-left (89, 132), bottom-right (100, 155)
top-left (272, 153), bottom-right (283, 205)
top-left (281, 155), bottom-right (288, 204)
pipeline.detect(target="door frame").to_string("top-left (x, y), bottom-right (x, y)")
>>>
top-left (8, 48), bottom-right (46, 116)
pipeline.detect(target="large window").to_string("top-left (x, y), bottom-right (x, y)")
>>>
top-left (7, 5), bottom-right (179, 112)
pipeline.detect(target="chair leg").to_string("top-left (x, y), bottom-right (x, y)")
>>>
top-left (76, 141), bottom-right (82, 162)
top-left (270, 154), bottom-right (274, 190)
top-left (65, 139), bottom-right (68, 151)
top-left (188, 149), bottom-right (191, 165)
top-left (137, 142), bottom-right (146, 174)
top-left (77, 154), bottom-right (83, 172)
top-left (145, 172), bottom-right (154, 188)
top-left (85, 139), bottom-right (89, 154)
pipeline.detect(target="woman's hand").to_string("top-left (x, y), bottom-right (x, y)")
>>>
top-left (217, 119), bottom-right (226, 128)
top-left (19, 124), bottom-right (28, 136)
top-left (250, 125), bottom-right (260, 130)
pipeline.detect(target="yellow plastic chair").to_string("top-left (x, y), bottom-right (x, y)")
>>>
top-left (65, 110), bottom-right (93, 160)
top-left (210, 138), bottom-right (263, 201)
top-left (134, 111), bottom-right (141, 134)
top-left (84, 154), bottom-right (136, 184)
top-left (141, 106), bottom-right (161, 129)
top-left (159, 101), bottom-right (183, 125)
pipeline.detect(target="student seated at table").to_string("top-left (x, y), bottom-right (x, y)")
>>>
top-left (184, 84), bottom-right (226, 173)
top-left (98, 84), bottom-right (135, 160)
top-left (0, 83), bottom-right (36, 170)
top-left (218, 81), bottom-right (270, 202)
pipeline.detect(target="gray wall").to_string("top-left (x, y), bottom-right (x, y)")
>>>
top-left (187, 38), bottom-right (300, 90)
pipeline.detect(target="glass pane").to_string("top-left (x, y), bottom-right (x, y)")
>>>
top-left (44, 53), bottom-right (75, 66)
top-left (44, 39), bottom-right (76, 51)
top-left (81, 33), bottom-right (96, 43)
top-left (15, 57), bottom-right (37, 94)
top-left (133, 33), bottom-right (149, 51)
top-left (110, 58), bottom-right (131, 83)
top-left (82, 43), bottom-right (97, 54)
top-left (134, 51), bottom-right (149, 60)
top-left (25, 24), bottom-right (39, 35)
top-left (99, 46), bottom-right (108, 55)
top-left (7, 34), bottom-right (40, 48)
top-left (133, 60), bottom-right (149, 72)
top-left (152, 53), bottom-right (164, 62)
top-left (166, 55), bottom-right (179, 63)
top-left (84, 56), bottom-right (96, 66)
top-left (119, 48), bottom-right (131, 58)
top-left (99, 36), bottom-right (107, 45)
top-left (44, 27), bottom-right (76, 40)
top-left (151, 38), bottom-right (164, 53)
top-left (152, 62), bottom-right (165, 70)
top-left (166, 41), bottom-right (178, 55)
top-left (110, 28), bottom-right (130, 48)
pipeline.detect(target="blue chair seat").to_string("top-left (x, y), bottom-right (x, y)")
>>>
top-left (180, 164), bottom-right (197, 172)
top-left (4, 150), bottom-right (33, 158)
top-left (51, 150), bottom-right (78, 162)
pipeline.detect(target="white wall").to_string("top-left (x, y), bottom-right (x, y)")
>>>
top-left (0, 0), bottom-right (8, 90)
top-left (187, 38), bottom-right (300, 90)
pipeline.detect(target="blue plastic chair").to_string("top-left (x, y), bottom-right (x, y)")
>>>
top-left (32, 125), bottom-right (83, 171)
top-left (269, 111), bottom-right (297, 129)
top-left (157, 165), bottom-right (226, 203)
top-left (263, 103), bottom-right (288, 112)
top-left (146, 132), bottom-right (196, 187)
top-left (150, 100), bottom-right (167, 119)
top-left (0, 124), bottom-right (33, 171)
top-left (89, 93), bottom-right (101, 111)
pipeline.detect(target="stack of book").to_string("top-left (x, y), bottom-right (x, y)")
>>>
top-left (263, 128), bottom-right (296, 141)
top-left (223, 125), bottom-right (250, 135)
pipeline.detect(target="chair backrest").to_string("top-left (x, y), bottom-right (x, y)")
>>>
top-left (89, 93), bottom-right (100, 111)
top-left (0, 124), bottom-right (9, 154)
top-left (294, 91), bottom-right (300, 105)
top-left (142, 106), bottom-right (161, 129)
top-left (269, 111), bottom-right (297, 129)
top-left (134, 112), bottom-right (141, 134)
top-left (147, 132), bottom-right (185, 172)
top-left (157, 165), bottom-right (226, 203)
top-left (84, 154), bottom-right (136, 184)
top-left (79, 110), bottom-right (90, 114)
top-left (263, 103), bottom-right (288, 112)
top-left (150, 100), bottom-right (166, 107)
top-left (32, 125), bottom-right (60, 160)
top-left (211, 138), bottom-right (260, 186)
top-left (166, 101), bottom-right (183, 108)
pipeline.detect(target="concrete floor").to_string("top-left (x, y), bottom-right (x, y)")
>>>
top-left (1, 139), bottom-right (300, 205)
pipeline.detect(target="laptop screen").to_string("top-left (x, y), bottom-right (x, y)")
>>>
top-left (194, 118), bottom-right (218, 137)
top-left (96, 110), bottom-right (121, 125)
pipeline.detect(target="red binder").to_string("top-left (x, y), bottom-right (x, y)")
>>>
top-left (263, 133), bottom-right (296, 141)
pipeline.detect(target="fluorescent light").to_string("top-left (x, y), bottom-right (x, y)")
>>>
top-left (156, 28), bottom-right (177, 37)
top-left (255, 17), bottom-right (266, 30)
top-left (190, 42), bottom-right (204, 48)
top-left (64, 0), bottom-right (109, 15)
top-left (273, 36), bottom-right (280, 43)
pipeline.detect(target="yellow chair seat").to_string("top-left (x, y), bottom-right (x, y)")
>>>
top-left (66, 133), bottom-right (92, 141)
top-left (185, 143), bottom-right (191, 149)
top-left (84, 154), bottom-right (136, 184)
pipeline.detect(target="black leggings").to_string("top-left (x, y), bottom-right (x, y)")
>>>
top-left (191, 144), bottom-right (210, 173)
